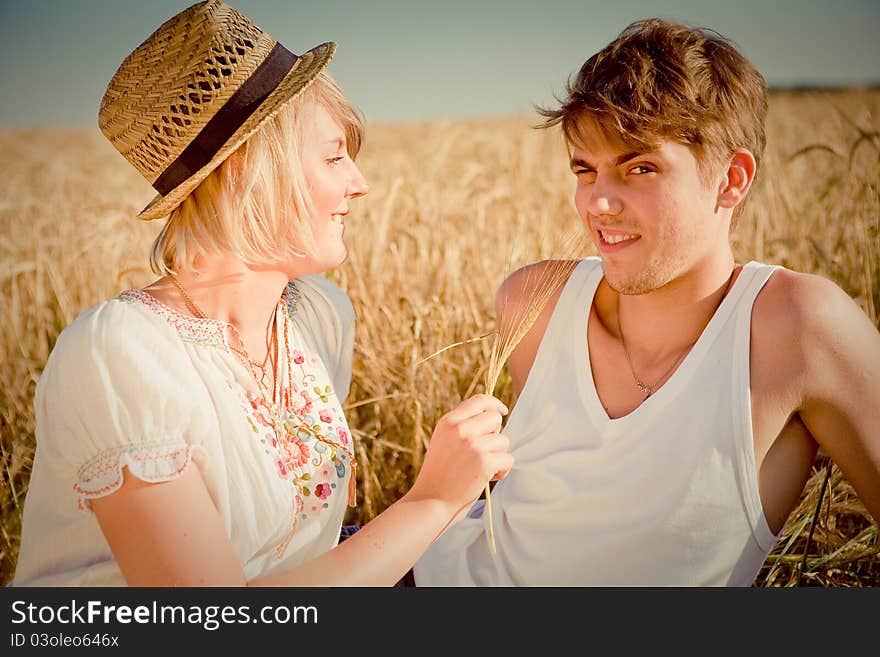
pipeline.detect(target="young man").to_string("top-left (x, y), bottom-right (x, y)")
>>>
top-left (413, 18), bottom-right (880, 586)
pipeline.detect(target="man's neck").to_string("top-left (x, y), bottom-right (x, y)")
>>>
top-left (608, 252), bottom-right (738, 361)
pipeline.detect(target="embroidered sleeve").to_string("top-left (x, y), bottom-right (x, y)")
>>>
top-left (33, 300), bottom-right (212, 513)
top-left (72, 441), bottom-right (204, 512)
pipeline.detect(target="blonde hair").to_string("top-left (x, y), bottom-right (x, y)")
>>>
top-left (150, 71), bottom-right (364, 275)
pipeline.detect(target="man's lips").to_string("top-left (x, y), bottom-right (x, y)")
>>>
top-left (596, 228), bottom-right (640, 254)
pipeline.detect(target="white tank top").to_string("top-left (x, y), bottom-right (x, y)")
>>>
top-left (414, 257), bottom-right (781, 586)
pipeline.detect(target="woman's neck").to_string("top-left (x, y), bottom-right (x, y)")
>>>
top-left (145, 253), bottom-right (290, 356)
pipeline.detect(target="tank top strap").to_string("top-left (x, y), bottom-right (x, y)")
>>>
top-left (504, 258), bottom-right (602, 428)
top-left (530, 258), bottom-right (602, 369)
top-left (731, 261), bottom-right (780, 310)
top-left (543, 257), bottom-right (603, 343)
top-left (702, 259), bottom-right (780, 371)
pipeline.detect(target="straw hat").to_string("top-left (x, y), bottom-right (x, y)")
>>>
top-left (98, 0), bottom-right (336, 221)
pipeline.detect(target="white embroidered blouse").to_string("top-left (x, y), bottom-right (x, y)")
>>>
top-left (13, 274), bottom-right (356, 586)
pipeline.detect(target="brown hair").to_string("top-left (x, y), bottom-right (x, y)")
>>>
top-left (539, 18), bottom-right (768, 187)
top-left (150, 70), bottom-right (364, 275)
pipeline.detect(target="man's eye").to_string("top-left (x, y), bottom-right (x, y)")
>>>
top-left (630, 165), bottom-right (653, 174)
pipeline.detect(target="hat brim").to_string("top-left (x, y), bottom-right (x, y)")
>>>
top-left (137, 41), bottom-right (336, 221)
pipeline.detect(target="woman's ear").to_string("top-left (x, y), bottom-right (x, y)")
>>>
top-left (716, 148), bottom-right (757, 210)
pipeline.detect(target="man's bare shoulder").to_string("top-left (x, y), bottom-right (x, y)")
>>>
top-left (495, 259), bottom-right (582, 393)
top-left (753, 267), bottom-right (867, 341)
top-left (495, 260), bottom-right (579, 321)
top-left (752, 267), bottom-right (879, 398)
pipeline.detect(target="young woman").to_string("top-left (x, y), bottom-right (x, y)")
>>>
top-left (13, 0), bottom-right (512, 586)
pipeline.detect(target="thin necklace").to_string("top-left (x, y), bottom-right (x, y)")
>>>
top-left (167, 273), bottom-right (275, 387)
top-left (617, 267), bottom-right (737, 399)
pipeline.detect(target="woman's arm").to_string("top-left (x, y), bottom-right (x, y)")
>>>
top-left (91, 394), bottom-right (512, 586)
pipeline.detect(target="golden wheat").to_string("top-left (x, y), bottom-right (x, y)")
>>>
top-left (1, 90), bottom-right (878, 585)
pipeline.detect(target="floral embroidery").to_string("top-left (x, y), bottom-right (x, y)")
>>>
top-left (296, 390), bottom-right (313, 415)
top-left (232, 382), bottom-right (350, 487)
top-left (119, 280), bottom-right (353, 560)
top-left (229, 342), bottom-right (353, 504)
top-left (314, 386), bottom-right (332, 403)
top-left (302, 499), bottom-right (325, 519)
top-left (277, 433), bottom-right (310, 477)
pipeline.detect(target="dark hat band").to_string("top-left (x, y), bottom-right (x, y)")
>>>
top-left (152, 42), bottom-right (299, 196)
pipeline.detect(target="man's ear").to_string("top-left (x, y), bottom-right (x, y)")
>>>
top-left (716, 148), bottom-right (757, 210)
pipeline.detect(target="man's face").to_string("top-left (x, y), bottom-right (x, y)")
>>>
top-left (570, 124), bottom-right (728, 295)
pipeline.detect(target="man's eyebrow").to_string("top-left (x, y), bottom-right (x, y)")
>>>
top-left (614, 150), bottom-right (648, 166)
top-left (570, 149), bottom-right (653, 170)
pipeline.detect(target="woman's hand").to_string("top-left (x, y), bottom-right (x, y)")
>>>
top-left (406, 394), bottom-right (513, 515)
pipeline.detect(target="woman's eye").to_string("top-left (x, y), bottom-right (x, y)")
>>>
top-left (327, 156), bottom-right (345, 167)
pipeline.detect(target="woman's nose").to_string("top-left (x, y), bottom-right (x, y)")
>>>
top-left (347, 163), bottom-right (369, 198)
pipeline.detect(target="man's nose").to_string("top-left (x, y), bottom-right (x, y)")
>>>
top-left (585, 175), bottom-right (622, 216)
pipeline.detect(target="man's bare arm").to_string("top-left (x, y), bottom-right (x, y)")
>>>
top-left (790, 272), bottom-right (880, 523)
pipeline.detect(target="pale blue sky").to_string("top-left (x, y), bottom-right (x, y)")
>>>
top-left (1, 0), bottom-right (878, 126)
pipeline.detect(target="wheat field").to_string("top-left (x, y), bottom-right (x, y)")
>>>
top-left (1, 90), bottom-right (878, 586)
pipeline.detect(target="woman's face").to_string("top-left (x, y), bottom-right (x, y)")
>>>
top-left (293, 102), bottom-right (368, 275)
